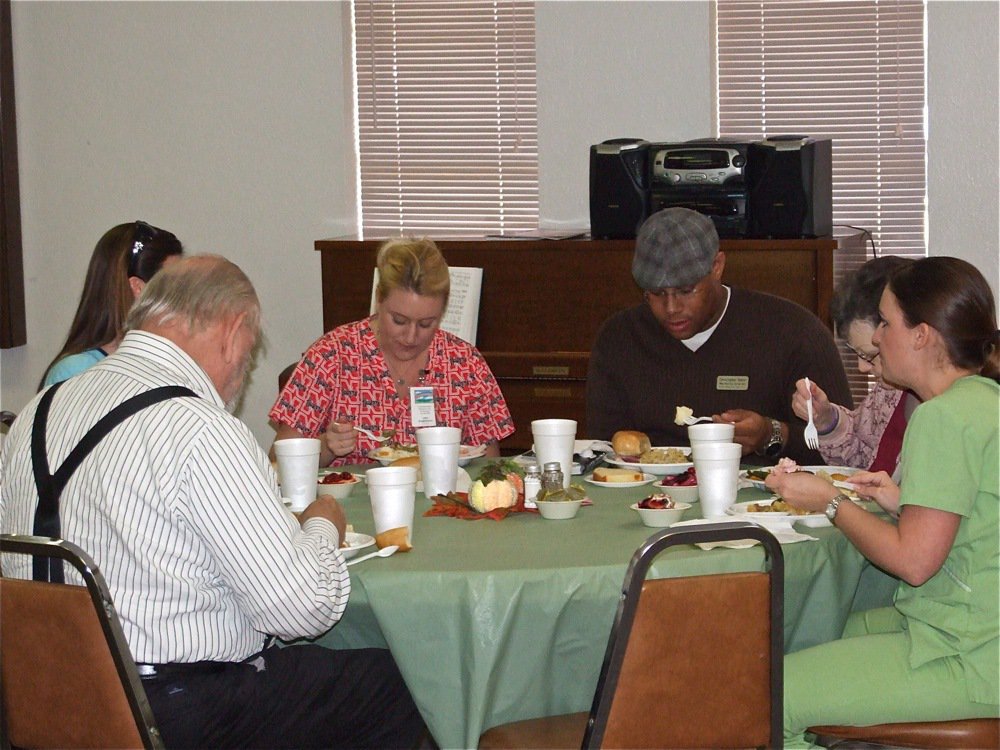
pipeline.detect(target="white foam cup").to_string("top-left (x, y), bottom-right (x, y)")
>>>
top-left (691, 442), bottom-right (742, 518)
top-left (531, 419), bottom-right (577, 488)
top-left (687, 422), bottom-right (736, 448)
top-left (367, 466), bottom-right (418, 542)
top-left (273, 438), bottom-right (321, 512)
top-left (416, 426), bottom-right (461, 498)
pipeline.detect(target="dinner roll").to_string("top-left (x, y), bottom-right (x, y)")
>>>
top-left (612, 430), bottom-right (651, 457)
top-left (390, 455), bottom-right (422, 481)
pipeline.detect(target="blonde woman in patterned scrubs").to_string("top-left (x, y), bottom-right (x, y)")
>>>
top-left (767, 257), bottom-right (999, 745)
top-left (270, 237), bottom-right (514, 466)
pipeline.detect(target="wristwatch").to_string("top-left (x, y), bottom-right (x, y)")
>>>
top-left (825, 493), bottom-right (849, 523)
top-left (760, 419), bottom-right (783, 457)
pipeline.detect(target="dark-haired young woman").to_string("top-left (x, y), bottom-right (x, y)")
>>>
top-left (768, 256), bottom-right (999, 744)
top-left (40, 221), bottom-right (183, 388)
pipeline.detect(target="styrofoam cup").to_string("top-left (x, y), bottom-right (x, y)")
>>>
top-left (687, 422), bottom-right (736, 447)
top-left (273, 438), bottom-right (321, 511)
top-left (691, 442), bottom-right (742, 518)
top-left (367, 466), bottom-right (418, 542)
top-left (416, 426), bottom-right (461, 498)
top-left (531, 419), bottom-right (577, 489)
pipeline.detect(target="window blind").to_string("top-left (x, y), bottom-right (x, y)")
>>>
top-left (353, 1), bottom-right (539, 238)
top-left (717, 0), bottom-right (926, 406)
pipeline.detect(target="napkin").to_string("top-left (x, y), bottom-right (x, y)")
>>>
top-left (669, 518), bottom-right (817, 549)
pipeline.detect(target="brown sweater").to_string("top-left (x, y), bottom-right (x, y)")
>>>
top-left (585, 287), bottom-right (853, 465)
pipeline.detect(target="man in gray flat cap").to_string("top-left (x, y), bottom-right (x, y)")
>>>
top-left (586, 207), bottom-right (852, 463)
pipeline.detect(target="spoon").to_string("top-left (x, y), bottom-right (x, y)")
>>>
top-left (346, 545), bottom-right (399, 566)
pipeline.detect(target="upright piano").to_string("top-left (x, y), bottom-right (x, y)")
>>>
top-left (316, 232), bottom-right (866, 452)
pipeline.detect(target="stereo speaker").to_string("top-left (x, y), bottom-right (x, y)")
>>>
top-left (589, 139), bottom-right (650, 239)
top-left (745, 137), bottom-right (832, 238)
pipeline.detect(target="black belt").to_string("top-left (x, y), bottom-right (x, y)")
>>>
top-left (136, 661), bottom-right (231, 680)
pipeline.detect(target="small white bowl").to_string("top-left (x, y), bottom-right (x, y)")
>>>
top-left (535, 498), bottom-right (583, 520)
top-left (316, 472), bottom-right (361, 500)
top-left (631, 501), bottom-right (692, 527)
top-left (649, 481), bottom-right (699, 505)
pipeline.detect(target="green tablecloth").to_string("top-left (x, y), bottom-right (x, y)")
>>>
top-left (308, 462), bottom-right (896, 749)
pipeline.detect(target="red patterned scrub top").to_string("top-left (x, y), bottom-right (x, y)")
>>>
top-left (269, 318), bottom-right (515, 466)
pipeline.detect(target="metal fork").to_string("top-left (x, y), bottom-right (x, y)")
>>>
top-left (803, 377), bottom-right (820, 450)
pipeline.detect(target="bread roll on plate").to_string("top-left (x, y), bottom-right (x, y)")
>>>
top-left (390, 455), bottom-right (422, 481)
top-left (612, 430), bottom-right (651, 457)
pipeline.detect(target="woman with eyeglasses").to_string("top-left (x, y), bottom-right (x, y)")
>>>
top-left (790, 255), bottom-right (918, 478)
top-left (39, 221), bottom-right (183, 389)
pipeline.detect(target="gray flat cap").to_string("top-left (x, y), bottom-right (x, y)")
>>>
top-left (632, 208), bottom-right (719, 290)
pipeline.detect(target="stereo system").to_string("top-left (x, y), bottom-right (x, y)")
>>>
top-left (589, 135), bottom-right (832, 240)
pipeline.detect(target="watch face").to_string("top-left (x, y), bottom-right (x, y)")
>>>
top-left (764, 441), bottom-right (782, 457)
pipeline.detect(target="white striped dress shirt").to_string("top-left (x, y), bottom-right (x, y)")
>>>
top-left (0, 331), bottom-right (350, 663)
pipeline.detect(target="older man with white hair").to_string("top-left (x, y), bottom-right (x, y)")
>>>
top-left (1, 255), bottom-right (425, 749)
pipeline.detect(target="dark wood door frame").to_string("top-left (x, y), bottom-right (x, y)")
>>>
top-left (0, 0), bottom-right (25, 348)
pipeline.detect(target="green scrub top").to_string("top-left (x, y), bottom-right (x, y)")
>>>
top-left (896, 375), bottom-right (999, 706)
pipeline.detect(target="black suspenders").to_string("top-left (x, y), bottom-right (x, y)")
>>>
top-left (30, 381), bottom-right (197, 582)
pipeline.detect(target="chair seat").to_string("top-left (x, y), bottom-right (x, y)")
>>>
top-left (479, 712), bottom-right (588, 749)
top-left (809, 717), bottom-right (999, 749)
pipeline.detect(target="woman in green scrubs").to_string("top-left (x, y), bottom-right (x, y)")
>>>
top-left (767, 257), bottom-right (999, 746)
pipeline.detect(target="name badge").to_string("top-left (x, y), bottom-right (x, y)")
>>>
top-left (410, 386), bottom-right (436, 427)
top-left (716, 375), bottom-right (749, 391)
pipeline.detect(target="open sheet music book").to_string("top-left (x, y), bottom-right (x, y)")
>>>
top-left (369, 267), bottom-right (484, 345)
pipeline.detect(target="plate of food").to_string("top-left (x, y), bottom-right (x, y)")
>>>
top-left (340, 531), bottom-right (375, 560)
top-left (368, 444), bottom-right (486, 467)
top-left (727, 498), bottom-right (817, 529)
top-left (605, 430), bottom-right (692, 476)
top-left (584, 467), bottom-right (657, 488)
top-left (605, 447), bottom-right (692, 476)
top-left (368, 444), bottom-right (419, 465)
top-left (740, 465), bottom-right (861, 493)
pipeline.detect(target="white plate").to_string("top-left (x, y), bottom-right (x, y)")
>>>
top-left (740, 465), bottom-right (861, 491)
top-left (727, 499), bottom-right (817, 529)
top-left (457, 444), bottom-right (487, 467)
top-left (368, 445), bottom-right (419, 465)
top-left (584, 472), bottom-right (657, 488)
top-left (368, 444), bottom-right (486, 467)
top-left (604, 447), bottom-right (693, 476)
top-left (794, 513), bottom-right (832, 528)
top-left (340, 531), bottom-right (375, 560)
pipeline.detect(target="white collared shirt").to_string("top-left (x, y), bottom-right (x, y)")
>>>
top-left (0, 331), bottom-right (349, 663)
top-left (682, 286), bottom-right (732, 351)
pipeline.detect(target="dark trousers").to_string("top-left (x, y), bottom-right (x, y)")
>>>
top-left (142, 646), bottom-right (427, 749)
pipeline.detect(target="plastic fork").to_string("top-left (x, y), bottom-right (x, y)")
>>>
top-left (354, 426), bottom-right (392, 443)
top-left (803, 377), bottom-right (820, 450)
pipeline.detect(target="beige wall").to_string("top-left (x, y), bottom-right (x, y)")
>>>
top-left (2, 0), bottom-right (997, 449)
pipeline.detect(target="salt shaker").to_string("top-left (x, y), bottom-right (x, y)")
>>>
top-left (523, 464), bottom-right (541, 509)
top-left (541, 461), bottom-right (564, 493)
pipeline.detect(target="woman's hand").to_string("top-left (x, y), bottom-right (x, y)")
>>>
top-left (324, 419), bottom-right (358, 459)
top-left (764, 470), bottom-right (839, 513)
top-left (844, 470), bottom-right (900, 514)
top-left (791, 378), bottom-right (836, 432)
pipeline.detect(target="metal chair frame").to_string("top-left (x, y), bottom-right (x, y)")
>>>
top-left (0, 534), bottom-right (164, 749)
top-left (581, 520), bottom-right (785, 750)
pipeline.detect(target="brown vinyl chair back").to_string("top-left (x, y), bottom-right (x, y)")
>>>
top-left (584, 521), bottom-right (784, 749)
top-left (1, 534), bottom-right (164, 749)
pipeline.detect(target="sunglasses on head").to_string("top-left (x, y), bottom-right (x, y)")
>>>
top-left (128, 220), bottom-right (163, 279)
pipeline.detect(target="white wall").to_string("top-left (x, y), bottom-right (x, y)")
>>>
top-left (927, 0), bottom-right (999, 288)
top-left (2, 0), bottom-right (997, 450)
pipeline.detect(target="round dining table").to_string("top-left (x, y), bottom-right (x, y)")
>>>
top-left (302, 460), bottom-right (897, 749)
